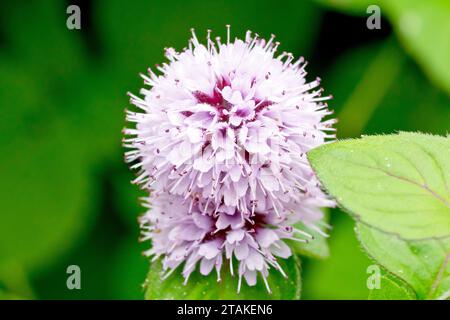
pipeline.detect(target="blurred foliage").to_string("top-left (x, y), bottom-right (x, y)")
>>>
top-left (316, 0), bottom-right (450, 95)
top-left (324, 40), bottom-right (450, 137)
top-left (301, 213), bottom-right (372, 299)
top-left (0, 0), bottom-right (448, 299)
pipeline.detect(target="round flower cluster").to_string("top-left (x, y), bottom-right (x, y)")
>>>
top-left (125, 27), bottom-right (335, 292)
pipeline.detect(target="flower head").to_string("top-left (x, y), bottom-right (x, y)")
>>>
top-left (125, 27), bottom-right (336, 291)
top-left (125, 27), bottom-right (335, 214)
top-left (140, 192), bottom-right (332, 292)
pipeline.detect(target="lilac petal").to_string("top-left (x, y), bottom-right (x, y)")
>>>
top-left (223, 186), bottom-right (237, 206)
top-left (270, 240), bottom-right (292, 258)
top-left (221, 86), bottom-right (233, 102)
top-left (197, 169), bottom-right (213, 187)
top-left (216, 212), bottom-right (242, 230)
top-left (198, 240), bottom-right (220, 259)
top-left (234, 243), bottom-right (249, 260)
top-left (260, 170), bottom-right (279, 192)
top-left (187, 126), bottom-right (203, 143)
top-left (220, 205), bottom-right (236, 215)
top-left (211, 125), bottom-right (227, 150)
top-left (245, 249), bottom-right (264, 271)
top-left (234, 180), bottom-right (248, 198)
top-left (229, 165), bottom-right (241, 182)
top-left (183, 254), bottom-right (201, 275)
top-left (167, 111), bottom-right (185, 126)
top-left (200, 258), bottom-right (215, 275)
top-left (215, 254), bottom-right (223, 280)
top-left (222, 87), bottom-right (243, 104)
top-left (224, 243), bottom-right (233, 259)
top-left (168, 226), bottom-right (182, 241)
top-left (244, 233), bottom-right (259, 248)
top-left (238, 126), bottom-right (248, 145)
top-left (192, 212), bottom-right (213, 230)
top-left (185, 111), bottom-right (214, 128)
top-left (168, 246), bottom-right (188, 261)
top-left (177, 224), bottom-right (205, 241)
top-left (255, 228), bottom-right (279, 248)
top-left (244, 269), bottom-right (257, 286)
top-left (229, 114), bottom-right (242, 127)
top-left (167, 140), bottom-right (194, 166)
top-left (226, 229), bottom-right (245, 244)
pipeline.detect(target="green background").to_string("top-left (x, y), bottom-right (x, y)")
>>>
top-left (0, 0), bottom-right (448, 299)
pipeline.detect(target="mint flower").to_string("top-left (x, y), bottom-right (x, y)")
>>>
top-left (140, 192), bottom-right (332, 293)
top-left (125, 27), bottom-right (335, 292)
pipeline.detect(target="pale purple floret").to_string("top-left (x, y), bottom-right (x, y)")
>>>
top-left (140, 192), bottom-right (333, 293)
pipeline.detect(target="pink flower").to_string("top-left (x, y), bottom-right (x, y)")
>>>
top-left (140, 192), bottom-right (333, 293)
top-left (125, 27), bottom-right (336, 292)
top-left (124, 27), bottom-right (336, 215)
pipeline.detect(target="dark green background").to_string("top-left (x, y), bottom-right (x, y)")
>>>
top-left (0, 0), bottom-right (448, 299)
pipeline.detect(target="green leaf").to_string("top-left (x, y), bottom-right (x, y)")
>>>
top-left (308, 132), bottom-right (450, 240)
top-left (368, 273), bottom-right (416, 300)
top-left (288, 211), bottom-right (330, 260)
top-left (145, 256), bottom-right (301, 300)
top-left (358, 223), bottom-right (450, 300)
